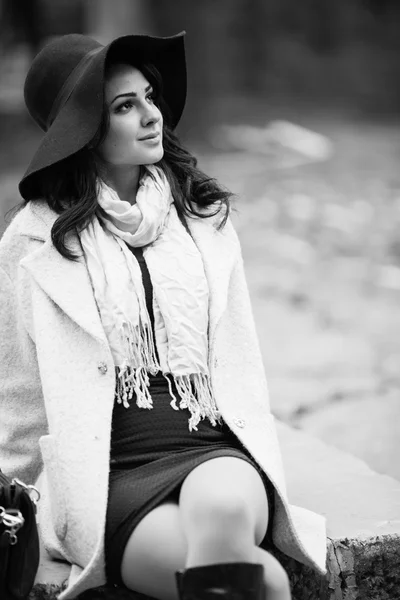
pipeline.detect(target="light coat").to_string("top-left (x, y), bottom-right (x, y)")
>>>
top-left (0, 201), bottom-right (327, 598)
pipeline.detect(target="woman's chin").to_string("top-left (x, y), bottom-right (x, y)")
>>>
top-left (143, 148), bottom-right (164, 165)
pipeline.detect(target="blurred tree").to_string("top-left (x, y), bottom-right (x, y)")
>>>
top-left (145, 0), bottom-right (400, 131)
top-left (0, 0), bottom-right (43, 55)
top-left (306, 0), bottom-right (341, 53)
top-left (362, 0), bottom-right (400, 17)
top-left (84, 0), bottom-right (153, 45)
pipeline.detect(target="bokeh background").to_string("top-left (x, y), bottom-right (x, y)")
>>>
top-left (1, 0), bottom-right (400, 481)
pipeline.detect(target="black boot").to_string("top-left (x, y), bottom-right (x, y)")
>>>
top-left (175, 562), bottom-right (265, 599)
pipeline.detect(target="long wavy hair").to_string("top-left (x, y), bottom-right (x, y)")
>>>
top-left (18, 59), bottom-right (232, 260)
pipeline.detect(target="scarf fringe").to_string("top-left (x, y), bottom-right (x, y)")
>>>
top-left (115, 366), bottom-right (152, 409)
top-left (120, 319), bottom-right (160, 374)
top-left (115, 319), bottom-right (222, 431)
top-left (115, 368), bottom-right (222, 431)
top-left (173, 373), bottom-right (222, 431)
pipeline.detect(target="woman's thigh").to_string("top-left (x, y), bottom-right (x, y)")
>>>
top-left (120, 494), bottom-right (187, 600)
top-left (179, 456), bottom-right (270, 547)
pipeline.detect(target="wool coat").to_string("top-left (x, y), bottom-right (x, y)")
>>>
top-left (0, 200), bottom-right (327, 598)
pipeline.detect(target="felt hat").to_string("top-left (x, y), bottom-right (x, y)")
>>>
top-left (19, 31), bottom-right (186, 199)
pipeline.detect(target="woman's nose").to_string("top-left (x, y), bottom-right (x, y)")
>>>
top-left (142, 103), bottom-right (161, 127)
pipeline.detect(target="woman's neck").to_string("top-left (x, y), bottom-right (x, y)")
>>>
top-left (98, 163), bottom-right (142, 205)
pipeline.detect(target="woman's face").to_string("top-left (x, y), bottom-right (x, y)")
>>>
top-left (97, 64), bottom-right (164, 167)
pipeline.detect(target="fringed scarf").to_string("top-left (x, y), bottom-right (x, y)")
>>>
top-left (79, 165), bottom-right (222, 431)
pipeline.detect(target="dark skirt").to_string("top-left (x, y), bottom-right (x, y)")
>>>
top-left (105, 374), bottom-right (275, 585)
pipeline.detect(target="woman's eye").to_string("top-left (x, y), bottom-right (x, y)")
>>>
top-left (115, 100), bottom-right (134, 114)
top-left (114, 93), bottom-right (157, 113)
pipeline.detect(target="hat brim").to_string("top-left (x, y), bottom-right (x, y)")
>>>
top-left (19, 32), bottom-right (186, 200)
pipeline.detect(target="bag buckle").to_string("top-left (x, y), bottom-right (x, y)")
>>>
top-left (0, 507), bottom-right (25, 546)
top-left (12, 478), bottom-right (41, 506)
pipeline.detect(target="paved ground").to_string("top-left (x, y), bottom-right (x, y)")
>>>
top-left (199, 115), bottom-right (400, 482)
top-left (1, 110), bottom-right (400, 482)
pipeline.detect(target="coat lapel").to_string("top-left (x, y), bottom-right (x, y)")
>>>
top-left (19, 202), bottom-right (107, 344)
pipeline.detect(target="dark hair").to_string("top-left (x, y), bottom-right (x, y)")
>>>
top-left (17, 60), bottom-right (232, 261)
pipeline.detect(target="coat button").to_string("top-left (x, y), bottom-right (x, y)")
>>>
top-left (233, 418), bottom-right (246, 428)
top-left (213, 356), bottom-right (218, 369)
top-left (97, 362), bottom-right (108, 375)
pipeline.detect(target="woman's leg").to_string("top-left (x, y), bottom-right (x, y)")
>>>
top-left (178, 456), bottom-right (291, 599)
top-left (253, 546), bottom-right (292, 600)
top-left (120, 495), bottom-right (187, 600)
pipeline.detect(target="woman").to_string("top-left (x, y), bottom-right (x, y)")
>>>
top-left (0, 32), bottom-right (327, 600)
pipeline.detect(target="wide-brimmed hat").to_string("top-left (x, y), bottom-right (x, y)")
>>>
top-left (19, 31), bottom-right (186, 200)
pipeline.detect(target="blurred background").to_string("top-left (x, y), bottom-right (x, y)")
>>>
top-left (1, 0), bottom-right (400, 481)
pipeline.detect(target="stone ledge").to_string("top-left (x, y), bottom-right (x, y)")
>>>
top-left (31, 422), bottom-right (400, 599)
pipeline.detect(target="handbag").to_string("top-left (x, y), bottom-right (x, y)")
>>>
top-left (0, 469), bottom-right (41, 600)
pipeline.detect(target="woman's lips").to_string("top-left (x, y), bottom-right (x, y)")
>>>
top-left (139, 132), bottom-right (160, 142)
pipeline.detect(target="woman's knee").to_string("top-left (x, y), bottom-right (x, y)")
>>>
top-left (179, 458), bottom-right (269, 545)
top-left (185, 491), bottom-right (253, 536)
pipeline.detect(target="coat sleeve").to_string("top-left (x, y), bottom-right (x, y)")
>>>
top-left (0, 265), bottom-right (47, 484)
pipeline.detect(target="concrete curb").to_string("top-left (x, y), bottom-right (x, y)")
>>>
top-left (328, 535), bottom-right (400, 600)
top-left (270, 534), bottom-right (400, 600)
